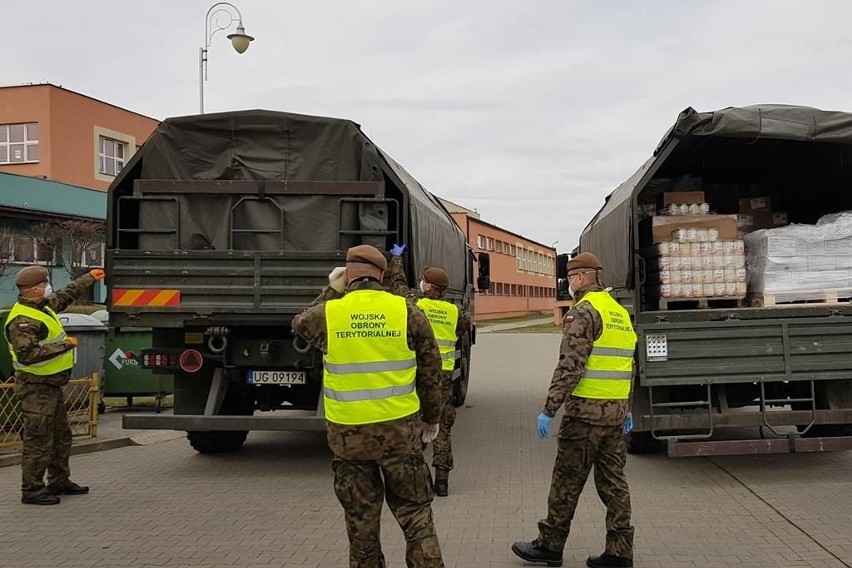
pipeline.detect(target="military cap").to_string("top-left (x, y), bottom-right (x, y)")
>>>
top-left (567, 252), bottom-right (603, 272)
top-left (346, 244), bottom-right (388, 271)
top-left (423, 267), bottom-right (449, 288)
top-left (15, 265), bottom-right (49, 289)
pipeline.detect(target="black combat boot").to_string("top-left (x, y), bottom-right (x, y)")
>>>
top-left (21, 492), bottom-right (60, 505)
top-left (511, 540), bottom-right (563, 567)
top-left (47, 481), bottom-right (90, 495)
top-left (586, 553), bottom-right (633, 567)
top-left (434, 475), bottom-right (449, 497)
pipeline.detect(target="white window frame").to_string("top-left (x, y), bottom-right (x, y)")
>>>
top-left (0, 123), bottom-right (39, 164)
top-left (94, 126), bottom-right (137, 183)
top-left (98, 136), bottom-right (126, 177)
top-left (476, 235), bottom-right (484, 249)
top-left (79, 242), bottom-right (105, 268)
top-left (10, 235), bottom-right (55, 266)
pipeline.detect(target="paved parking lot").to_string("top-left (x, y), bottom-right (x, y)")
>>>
top-left (1, 332), bottom-right (851, 568)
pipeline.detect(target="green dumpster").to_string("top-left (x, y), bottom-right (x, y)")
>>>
top-left (103, 326), bottom-right (173, 413)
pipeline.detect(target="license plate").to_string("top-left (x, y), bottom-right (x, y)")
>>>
top-left (247, 371), bottom-right (306, 385)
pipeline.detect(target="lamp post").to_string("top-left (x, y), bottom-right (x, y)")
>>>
top-left (199, 2), bottom-right (254, 114)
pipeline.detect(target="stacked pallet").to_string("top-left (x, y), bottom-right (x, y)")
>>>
top-left (745, 212), bottom-right (852, 306)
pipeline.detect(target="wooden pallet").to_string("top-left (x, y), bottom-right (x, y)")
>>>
top-left (656, 296), bottom-right (745, 311)
top-left (749, 288), bottom-right (852, 307)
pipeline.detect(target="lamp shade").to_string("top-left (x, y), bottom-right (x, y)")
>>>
top-left (228, 24), bottom-right (253, 54)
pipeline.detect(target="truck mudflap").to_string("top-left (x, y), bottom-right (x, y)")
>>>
top-left (667, 436), bottom-right (852, 457)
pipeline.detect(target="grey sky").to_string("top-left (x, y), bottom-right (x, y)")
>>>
top-left (6, 1), bottom-right (852, 252)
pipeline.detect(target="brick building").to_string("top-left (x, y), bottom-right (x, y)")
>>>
top-left (442, 199), bottom-right (556, 321)
top-left (0, 83), bottom-right (159, 304)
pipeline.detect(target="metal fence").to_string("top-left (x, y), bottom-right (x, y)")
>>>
top-left (0, 373), bottom-right (100, 448)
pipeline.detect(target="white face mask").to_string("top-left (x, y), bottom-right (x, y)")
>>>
top-left (419, 280), bottom-right (428, 294)
top-left (43, 282), bottom-right (53, 297)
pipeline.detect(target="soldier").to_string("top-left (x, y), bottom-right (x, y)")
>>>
top-left (292, 244), bottom-right (445, 568)
top-left (511, 252), bottom-right (637, 568)
top-left (387, 243), bottom-right (470, 497)
top-left (4, 265), bottom-right (105, 506)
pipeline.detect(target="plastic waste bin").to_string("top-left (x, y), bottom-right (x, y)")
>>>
top-left (57, 313), bottom-right (108, 379)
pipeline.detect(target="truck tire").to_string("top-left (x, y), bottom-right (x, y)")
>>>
top-left (187, 430), bottom-right (249, 453)
top-left (627, 431), bottom-right (662, 454)
top-left (453, 338), bottom-right (471, 407)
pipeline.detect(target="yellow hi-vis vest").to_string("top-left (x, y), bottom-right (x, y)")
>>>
top-left (572, 290), bottom-right (637, 400)
top-left (4, 303), bottom-right (74, 376)
top-left (416, 297), bottom-right (459, 372)
top-left (324, 290), bottom-right (419, 425)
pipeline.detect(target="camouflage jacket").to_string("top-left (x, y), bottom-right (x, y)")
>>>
top-left (292, 278), bottom-right (443, 461)
top-left (543, 284), bottom-right (632, 426)
top-left (4, 273), bottom-right (97, 387)
top-left (388, 255), bottom-right (471, 339)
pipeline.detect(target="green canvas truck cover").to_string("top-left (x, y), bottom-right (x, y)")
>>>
top-left (108, 109), bottom-right (468, 289)
top-left (578, 105), bottom-right (852, 290)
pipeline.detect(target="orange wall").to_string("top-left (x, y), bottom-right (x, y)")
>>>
top-left (0, 86), bottom-right (53, 179)
top-left (451, 212), bottom-right (556, 321)
top-left (0, 85), bottom-right (159, 191)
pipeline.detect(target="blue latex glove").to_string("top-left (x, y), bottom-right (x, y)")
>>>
top-left (622, 412), bottom-right (633, 435)
top-left (537, 412), bottom-right (553, 439)
top-left (390, 243), bottom-right (407, 256)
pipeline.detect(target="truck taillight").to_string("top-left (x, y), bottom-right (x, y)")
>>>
top-left (142, 352), bottom-right (178, 368)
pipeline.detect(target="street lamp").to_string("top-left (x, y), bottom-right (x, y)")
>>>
top-left (199, 2), bottom-right (254, 114)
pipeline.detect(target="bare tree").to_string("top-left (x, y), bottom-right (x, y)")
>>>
top-left (54, 219), bottom-right (106, 279)
top-left (26, 222), bottom-right (62, 281)
top-left (0, 227), bottom-right (15, 282)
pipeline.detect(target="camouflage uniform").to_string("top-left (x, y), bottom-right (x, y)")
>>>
top-left (5, 274), bottom-right (97, 498)
top-left (387, 256), bottom-right (470, 478)
top-left (292, 277), bottom-right (445, 568)
top-left (536, 283), bottom-right (634, 559)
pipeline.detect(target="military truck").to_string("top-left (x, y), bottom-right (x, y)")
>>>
top-left (110, 110), bottom-right (486, 453)
top-left (575, 105), bottom-right (852, 456)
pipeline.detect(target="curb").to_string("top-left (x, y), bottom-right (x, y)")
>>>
top-left (0, 436), bottom-right (134, 469)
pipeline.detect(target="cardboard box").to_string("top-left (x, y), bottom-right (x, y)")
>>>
top-left (772, 212), bottom-right (788, 226)
top-left (643, 214), bottom-right (739, 244)
top-left (658, 191), bottom-right (706, 208)
top-left (752, 211), bottom-right (775, 231)
top-left (738, 196), bottom-right (772, 213)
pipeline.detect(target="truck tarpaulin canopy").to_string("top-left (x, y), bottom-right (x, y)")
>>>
top-left (109, 109), bottom-right (468, 290)
top-left (578, 104), bottom-right (852, 290)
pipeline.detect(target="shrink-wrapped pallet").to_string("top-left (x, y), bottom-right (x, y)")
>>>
top-left (744, 211), bottom-right (852, 302)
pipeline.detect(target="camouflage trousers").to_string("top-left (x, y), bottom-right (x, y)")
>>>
top-left (537, 419), bottom-right (634, 558)
top-left (333, 451), bottom-right (444, 568)
top-left (431, 376), bottom-right (456, 477)
top-left (13, 381), bottom-right (72, 498)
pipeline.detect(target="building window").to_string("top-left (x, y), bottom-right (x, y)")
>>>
top-left (486, 237), bottom-right (494, 251)
top-left (11, 235), bottom-right (55, 265)
top-left (0, 123), bottom-right (39, 164)
top-left (98, 136), bottom-right (126, 176)
top-left (80, 243), bottom-right (105, 267)
top-left (477, 235), bottom-right (484, 249)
